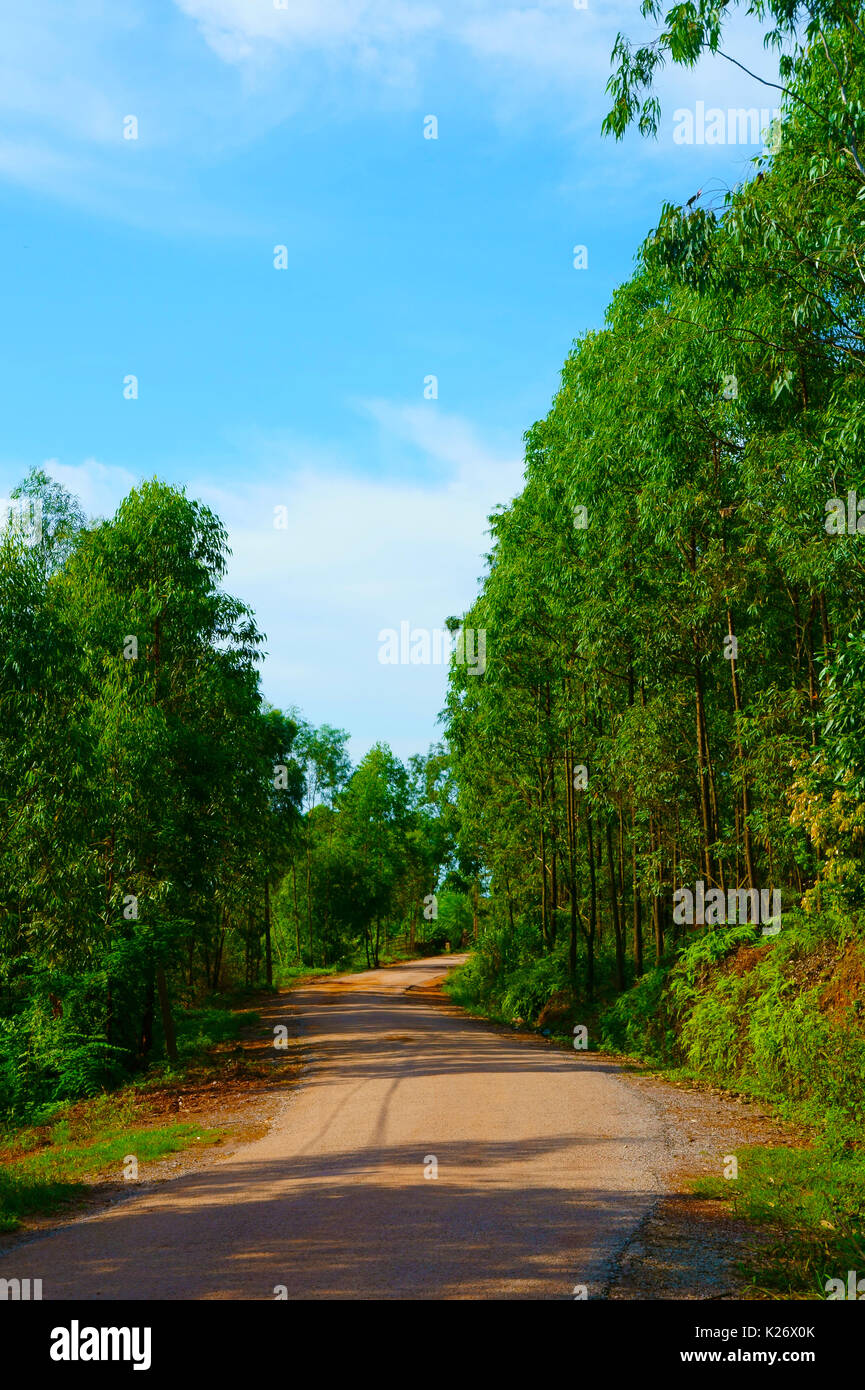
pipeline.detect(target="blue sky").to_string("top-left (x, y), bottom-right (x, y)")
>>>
top-left (0, 0), bottom-right (784, 764)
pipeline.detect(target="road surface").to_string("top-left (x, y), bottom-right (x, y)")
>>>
top-left (1, 956), bottom-right (672, 1299)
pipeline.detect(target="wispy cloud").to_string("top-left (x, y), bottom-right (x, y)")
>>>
top-left (174, 0), bottom-right (442, 65)
top-left (173, 0), bottom-right (615, 76)
top-left (42, 457), bottom-right (139, 522)
top-left (0, 0), bottom-right (782, 229)
top-left (15, 404), bottom-right (521, 760)
top-left (191, 404), bottom-right (522, 758)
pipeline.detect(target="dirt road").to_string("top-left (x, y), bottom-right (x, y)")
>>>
top-left (1, 956), bottom-right (728, 1299)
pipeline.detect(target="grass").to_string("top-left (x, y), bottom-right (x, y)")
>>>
top-left (595, 911), bottom-right (865, 1299)
top-left (0, 1091), bottom-right (223, 1231)
top-left (690, 1142), bottom-right (865, 1299)
top-left (442, 970), bottom-right (565, 1036)
top-left (274, 963), bottom-right (343, 987)
top-left (172, 1004), bottom-right (260, 1062)
top-left (0, 1001), bottom-right (261, 1230)
top-left (442, 946), bottom-right (608, 1047)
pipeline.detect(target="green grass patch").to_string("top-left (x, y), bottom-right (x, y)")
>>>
top-left (275, 964), bottom-right (342, 985)
top-left (172, 1005), bottom-right (261, 1061)
top-left (691, 1142), bottom-right (865, 1299)
top-left (0, 1090), bottom-right (223, 1231)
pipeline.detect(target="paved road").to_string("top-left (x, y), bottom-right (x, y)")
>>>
top-left (1, 956), bottom-right (670, 1299)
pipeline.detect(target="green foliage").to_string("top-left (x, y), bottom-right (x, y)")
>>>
top-left (600, 965), bottom-right (675, 1060)
top-left (172, 1007), bottom-right (260, 1062)
top-left (446, 925), bottom-right (603, 1026)
top-left (0, 1094), bottom-right (223, 1231)
top-left (272, 735), bottom-right (461, 972)
top-left (602, 912), bottom-right (865, 1140)
top-left (443, 6), bottom-right (865, 1130)
top-left (692, 1144), bottom-right (865, 1298)
top-left (0, 469), bottom-right (461, 1134)
top-left (419, 890), bottom-right (471, 953)
top-left (0, 476), bottom-right (304, 1121)
top-left (498, 952), bottom-right (571, 1023)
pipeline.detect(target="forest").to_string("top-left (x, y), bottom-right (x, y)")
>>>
top-left (443, 1), bottom-right (865, 1050)
top-left (0, 472), bottom-right (467, 1122)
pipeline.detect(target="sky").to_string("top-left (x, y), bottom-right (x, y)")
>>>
top-left (0, 0), bottom-right (786, 764)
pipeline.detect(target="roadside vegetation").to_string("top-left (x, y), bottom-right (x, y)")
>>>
top-left (442, 1), bottom-right (865, 1297)
top-left (0, 1004), bottom-right (254, 1231)
top-left (0, 481), bottom-right (467, 1142)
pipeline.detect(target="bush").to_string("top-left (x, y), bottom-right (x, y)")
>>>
top-left (444, 919), bottom-right (574, 1023)
top-left (600, 910), bottom-right (865, 1138)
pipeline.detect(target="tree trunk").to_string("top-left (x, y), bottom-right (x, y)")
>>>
top-left (292, 861), bottom-right (301, 960)
top-left (694, 643), bottom-right (715, 885)
top-left (631, 804), bottom-right (643, 978)
top-left (585, 813), bottom-right (598, 999)
top-left (653, 893), bottom-right (664, 962)
top-left (566, 751), bottom-right (578, 985)
top-left (139, 970), bottom-right (155, 1061)
top-left (156, 965), bottom-right (178, 1064)
top-left (539, 761), bottom-right (549, 950)
top-left (727, 607), bottom-right (756, 889)
top-left (264, 877), bottom-right (273, 989)
top-left (306, 820), bottom-right (314, 967)
top-left (606, 820), bottom-right (625, 989)
top-left (212, 922), bottom-right (225, 991)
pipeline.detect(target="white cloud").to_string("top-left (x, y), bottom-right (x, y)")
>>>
top-left (174, 0), bottom-right (442, 64)
top-left (0, 4), bottom-right (281, 228)
top-left (188, 404), bottom-right (523, 758)
top-left (0, 0), bottom-right (785, 228)
top-left (172, 0), bottom-right (615, 75)
top-left (41, 457), bottom-right (138, 523)
top-left (27, 407), bottom-right (522, 761)
top-left (172, 0), bottom-right (781, 102)
top-left (0, 5), bottom-right (142, 146)
top-left (457, 4), bottom-right (614, 77)
top-left (360, 398), bottom-right (514, 475)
